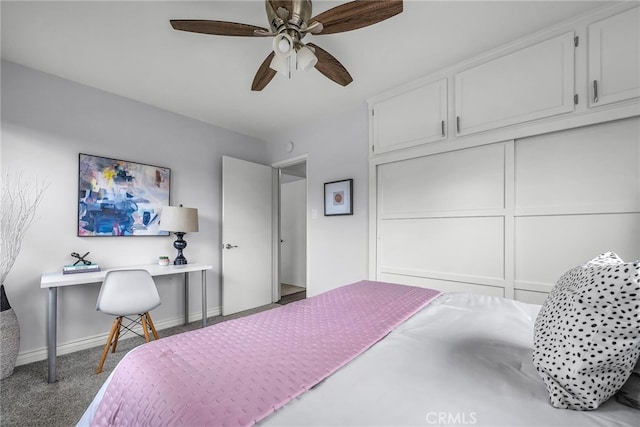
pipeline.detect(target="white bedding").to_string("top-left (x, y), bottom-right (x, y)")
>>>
top-left (80, 292), bottom-right (638, 426)
top-left (261, 293), bottom-right (637, 426)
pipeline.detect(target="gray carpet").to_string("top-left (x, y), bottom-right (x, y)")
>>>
top-left (0, 303), bottom-right (280, 427)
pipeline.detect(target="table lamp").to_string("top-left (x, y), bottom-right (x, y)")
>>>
top-left (160, 205), bottom-right (199, 265)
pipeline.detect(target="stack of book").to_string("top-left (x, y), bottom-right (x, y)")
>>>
top-left (62, 264), bottom-right (101, 274)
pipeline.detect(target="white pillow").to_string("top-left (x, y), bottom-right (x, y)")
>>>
top-left (533, 252), bottom-right (640, 410)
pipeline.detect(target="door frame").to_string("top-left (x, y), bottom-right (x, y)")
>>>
top-left (271, 154), bottom-right (309, 302)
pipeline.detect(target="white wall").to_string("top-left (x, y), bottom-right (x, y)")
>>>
top-left (0, 61), bottom-right (269, 363)
top-left (267, 106), bottom-right (370, 296)
top-left (280, 177), bottom-right (306, 288)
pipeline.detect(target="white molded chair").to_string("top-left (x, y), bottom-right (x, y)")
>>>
top-left (96, 269), bottom-right (161, 374)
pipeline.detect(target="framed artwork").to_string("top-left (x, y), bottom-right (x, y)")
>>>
top-left (324, 179), bottom-right (353, 216)
top-left (78, 153), bottom-right (171, 236)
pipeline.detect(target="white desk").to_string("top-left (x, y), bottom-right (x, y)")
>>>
top-left (40, 262), bottom-right (213, 383)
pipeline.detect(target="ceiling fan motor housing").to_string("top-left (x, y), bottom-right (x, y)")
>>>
top-left (266, 0), bottom-right (313, 33)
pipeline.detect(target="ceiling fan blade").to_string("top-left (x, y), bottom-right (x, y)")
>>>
top-left (310, 0), bottom-right (403, 35)
top-left (252, 52), bottom-right (278, 91)
top-left (170, 20), bottom-right (269, 37)
top-left (307, 43), bottom-right (353, 87)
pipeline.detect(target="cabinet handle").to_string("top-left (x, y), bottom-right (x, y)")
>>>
top-left (456, 116), bottom-right (460, 133)
top-left (441, 120), bottom-right (445, 137)
top-left (593, 80), bottom-right (599, 103)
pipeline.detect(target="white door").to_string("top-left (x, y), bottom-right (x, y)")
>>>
top-left (222, 156), bottom-right (273, 315)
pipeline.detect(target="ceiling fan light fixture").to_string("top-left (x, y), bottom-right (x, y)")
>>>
top-left (296, 45), bottom-right (317, 71)
top-left (273, 33), bottom-right (294, 57)
top-left (170, 0), bottom-right (404, 91)
top-left (269, 54), bottom-right (290, 78)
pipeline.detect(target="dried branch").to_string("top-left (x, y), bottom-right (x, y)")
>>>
top-left (0, 172), bottom-right (49, 285)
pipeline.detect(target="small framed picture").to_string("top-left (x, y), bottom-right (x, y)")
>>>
top-left (324, 179), bottom-right (353, 216)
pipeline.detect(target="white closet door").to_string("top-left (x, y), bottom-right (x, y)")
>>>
top-left (374, 118), bottom-right (640, 302)
top-left (513, 118), bottom-right (640, 301)
top-left (376, 143), bottom-right (507, 296)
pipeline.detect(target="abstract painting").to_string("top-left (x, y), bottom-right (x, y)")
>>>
top-left (78, 154), bottom-right (170, 236)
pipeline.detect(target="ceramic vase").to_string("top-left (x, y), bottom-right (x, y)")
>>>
top-left (0, 284), bottom-right (20, 379)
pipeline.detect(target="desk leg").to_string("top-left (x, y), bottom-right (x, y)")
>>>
top-left (202, 270), bottom-right (207, 328)
top-left (184, 272), bottom-right (189, 325)
top-left (47, 287), bottom-right (58, 383)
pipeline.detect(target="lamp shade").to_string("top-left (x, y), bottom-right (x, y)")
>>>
top-left (297, 46), bottom-right (317, 71)
top-left (273, 33), bottom-right (294, 58)
top-left (270, 54), bottom-right (289, 77)
top-left (160, 206), bottom-right (199, 233)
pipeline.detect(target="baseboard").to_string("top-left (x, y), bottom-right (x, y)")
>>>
top-left (15, 306), bottom-right (222, 366)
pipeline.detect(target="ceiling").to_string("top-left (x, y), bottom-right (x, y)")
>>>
top-left (1, 1), bottom-right (610, 141)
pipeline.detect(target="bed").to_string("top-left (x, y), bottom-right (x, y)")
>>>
top-left (79, 279), bottom-right (639, 427)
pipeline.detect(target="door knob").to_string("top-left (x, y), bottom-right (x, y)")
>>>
top-left (224, 243), bottom-right (238, 249)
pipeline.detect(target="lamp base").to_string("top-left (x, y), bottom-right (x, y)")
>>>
top-left (172, 232), bottom-right (188, 265)
top-left (173, 257), bottom-right (188, 265)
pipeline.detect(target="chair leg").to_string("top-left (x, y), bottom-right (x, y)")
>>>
top-left (141, 314), bottom-right (150, 343)
top-left (145, 312), bottom-right (159, 340)
top-left (111, 317), bottom-right (123, 353)
top-left (97, 318), bottom-right (120, 374)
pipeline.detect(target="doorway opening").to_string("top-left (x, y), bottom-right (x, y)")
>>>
top-left (275, 157), bottom-right (307, 305)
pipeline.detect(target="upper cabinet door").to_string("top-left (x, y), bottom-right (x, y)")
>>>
top-left (371, 79), bottom-right (447, 154)
top-left (455, 32), bottom-right (575, 136)
top-left (588, 7), bottom-right (640, 108)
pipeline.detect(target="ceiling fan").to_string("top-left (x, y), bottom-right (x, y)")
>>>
top-left (170, 0), bottom-right (403, 91)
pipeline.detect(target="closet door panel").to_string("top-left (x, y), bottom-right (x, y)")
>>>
top-left (379, 273), bottom-right (505, 297)
top-left (379, 217), bottom-right (504, 280)
top-left (379, 143), bottom-right (505, 216)
top-left (514, 289), bottom-right (549, 305)
top-left (513, 118), bottom-right (640, 301)
top-left (515, 119), bottom-right (640, 213)
top-left (515, 213), bottom-right (640, 289)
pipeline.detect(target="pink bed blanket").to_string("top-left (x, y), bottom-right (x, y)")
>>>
top-left (92, 280), bottom-right (440, 426)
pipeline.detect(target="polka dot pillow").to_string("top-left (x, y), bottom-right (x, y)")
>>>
top-left (533, 252), bottom-right (640, 410)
